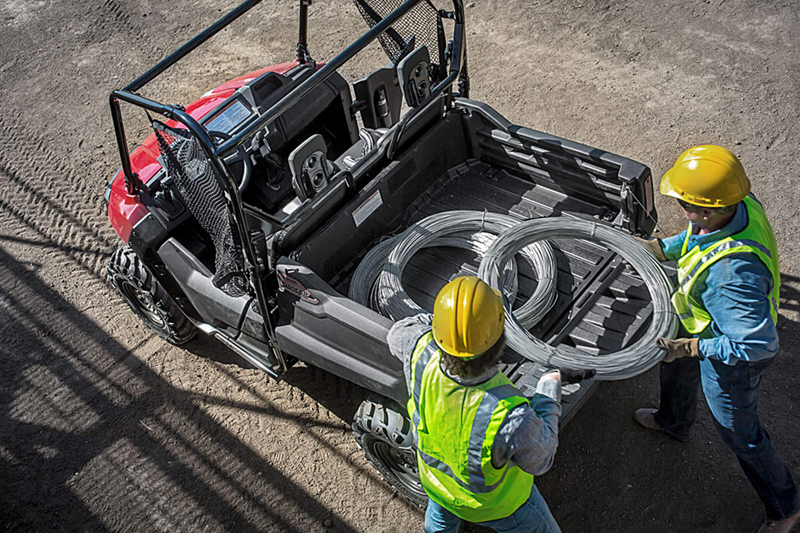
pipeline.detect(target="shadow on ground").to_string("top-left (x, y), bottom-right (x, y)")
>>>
top-left (0, 241), bottom-right (380, 531)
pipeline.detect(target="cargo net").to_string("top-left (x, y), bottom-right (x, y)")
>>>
top-left (152, 121), bottom-right (248, 298)
top-left (352, 0), bottom-right (445, 82)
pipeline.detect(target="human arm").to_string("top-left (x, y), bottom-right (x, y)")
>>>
top-left (492, 366), bottom-right (599, 475)
top-left (657, 230), bottom-right (688, 262)
top-left (633, 237), bottom-right (667, 261)
top-left (627, 232), bottom-right (683, 268)
top-left (386, 313), bottom-right (433, 394)
top-left (696, 255), bottom-right (779, 364)
top-left (492, 377), bottom-right (562, 476)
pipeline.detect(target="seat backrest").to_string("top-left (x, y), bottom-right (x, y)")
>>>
top-left (272, 174), bottom-right (350, 258)
top-left (264, 70), bottom-right (359, 160)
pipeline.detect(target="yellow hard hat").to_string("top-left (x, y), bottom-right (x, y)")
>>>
top-left (660, 145), bottom-right (751, 207)
top-left (431, 276), bottom-right (505, 359)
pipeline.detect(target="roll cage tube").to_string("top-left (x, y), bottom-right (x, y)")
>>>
top-left (215, 0), bottom-right (466, 158)
top-left (109, 89), bottom-right (287, 371)
top-left (108, 0), bottom-right (467, 371)
top-left (297, 0), bottom-right (313, 65)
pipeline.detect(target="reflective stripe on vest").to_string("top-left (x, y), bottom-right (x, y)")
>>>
top-left (672, 195), bottom-right (780, 334)
top-left (406, 332), bottom-right (534, 522)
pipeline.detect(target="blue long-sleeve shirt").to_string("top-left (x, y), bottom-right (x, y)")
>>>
top-left (658, 202), bottom-right (779, 365)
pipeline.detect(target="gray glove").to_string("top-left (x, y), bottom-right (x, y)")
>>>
top-left (541, 368), bottom-right (597, 385)
top-left (656, 337), bottom-right (700, 363)
top-left (622, 237), bottom-right (666, 273)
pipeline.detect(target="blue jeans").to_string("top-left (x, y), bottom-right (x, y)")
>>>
top-left (654, 356), bottom-right (800, 520)
top-left (423, 484), bottom-right (561, 533)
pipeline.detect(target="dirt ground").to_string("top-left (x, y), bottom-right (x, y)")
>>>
top-left (1, 0), bottom-right (799, 532)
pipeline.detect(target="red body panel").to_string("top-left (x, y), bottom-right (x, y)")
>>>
top-left (107, 60), bottom-right (302, 242)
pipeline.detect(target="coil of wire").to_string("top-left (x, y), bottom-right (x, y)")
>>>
top-left (371, 211), bottom-right (559, 326)
top-left (349, 232), bottom-right (520, 310)
top-left (478, 217), bottom-right (678, 380)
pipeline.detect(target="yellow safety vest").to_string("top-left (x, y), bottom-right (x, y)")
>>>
top-left (406, 332), bottom-right (534, 522)
top-left (672, 195), bottom-right (780, 335)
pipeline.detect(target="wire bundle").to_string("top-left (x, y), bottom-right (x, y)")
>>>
top-left (369, 211), bottom-right (558, 326)
top-left (478, 217), bottom-right (678, 380)
top-left (349, 231), bottom-right (520, 310)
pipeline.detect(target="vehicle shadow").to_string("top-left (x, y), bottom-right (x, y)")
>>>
top-left (0, 238), bottom-right (421, 531)
top-left (179, 324), bottom-right (375, 428)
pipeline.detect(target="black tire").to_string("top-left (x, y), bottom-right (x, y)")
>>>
top-left (107, 246), bottom-right (196, 345)
top-left (352, 396), bottom-right (428, 507)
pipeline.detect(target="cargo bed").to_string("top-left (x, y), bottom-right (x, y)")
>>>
top-left (324, 158), bottom-right (654, 423)
top-left (273, 100), bottom-right (658, 423)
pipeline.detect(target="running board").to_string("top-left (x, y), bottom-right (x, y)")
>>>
top-left (195, 323), bottom-right (283, 380)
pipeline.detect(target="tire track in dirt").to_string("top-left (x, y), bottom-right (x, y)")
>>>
top-left (0, 0), bottom-right (161, 246)
top-left (0, 111), bottom-right (111, 208)
top-left (98, 0), bottom-right (150, 44)
top-left (0, 114), bottom-right (117, 279)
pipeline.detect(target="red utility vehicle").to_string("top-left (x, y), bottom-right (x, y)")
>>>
top-left (105, 0), bottom-right (657, 504)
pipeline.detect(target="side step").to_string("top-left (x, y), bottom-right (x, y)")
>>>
top-left (195, 323), bottom-right (284, 379)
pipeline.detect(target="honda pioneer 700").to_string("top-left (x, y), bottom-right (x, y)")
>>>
top-left (105, 0), bottom-right (658, 505)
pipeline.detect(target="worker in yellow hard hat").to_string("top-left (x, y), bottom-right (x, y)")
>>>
top-left (387, 275), bottom-right (595, 533)
top-left (633, 145), bottom-right (800, 533)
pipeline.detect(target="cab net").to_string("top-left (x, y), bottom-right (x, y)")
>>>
top-left (352, 0), bottom-right (446, 82)
top-left (152, 121), bottom-right (248, 298)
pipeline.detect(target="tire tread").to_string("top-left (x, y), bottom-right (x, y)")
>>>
top-left (107, 246), bottom-right (195, 345)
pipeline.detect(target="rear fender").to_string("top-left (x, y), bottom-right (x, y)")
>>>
top-left (275, 258), bottom-right (407, 403)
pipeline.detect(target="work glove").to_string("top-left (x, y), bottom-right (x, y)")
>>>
top-left (541, 368), bottom-right (597, 385)
top-left (633, 236), bottom-right (667, 262)
top-left (656, 337), bottom-right (700, 363)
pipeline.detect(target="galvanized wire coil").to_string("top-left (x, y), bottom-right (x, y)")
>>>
top-left (478, 217), bottom-right (678, 380)
top-left (349, 232), bottom-right (519, 310)
top-left (372, 211), bottom-right (558, 325)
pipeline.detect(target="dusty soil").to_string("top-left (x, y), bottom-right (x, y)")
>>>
top-left (1, 0), bottom-right (799, 532)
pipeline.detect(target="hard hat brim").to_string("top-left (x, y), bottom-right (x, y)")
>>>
top-left (659, 145), bottom-right (751, 207)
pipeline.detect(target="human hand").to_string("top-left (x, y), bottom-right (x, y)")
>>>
top-left (633, 236), bottom-right (667, 262)
top-left (656, 337), bottom-right (700, 363)
top-left (557, 368), bottom-right (597, 385)
top-left (539, 370), bottom-right (561, 383)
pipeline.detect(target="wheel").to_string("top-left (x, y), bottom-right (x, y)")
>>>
top-left (107, 246), bottom-right (196, 345)
top-left (352, 396), bottom-right (428, 507)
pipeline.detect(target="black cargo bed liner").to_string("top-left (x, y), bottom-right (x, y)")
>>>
top-left (335, 159), bottom-right (655, 423)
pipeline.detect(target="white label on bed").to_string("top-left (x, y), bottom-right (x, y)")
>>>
top-left (353, 190), bottom-right (383, 227)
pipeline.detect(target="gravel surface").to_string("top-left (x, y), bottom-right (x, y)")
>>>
top-left (1, 1), bottom-right (798, 532)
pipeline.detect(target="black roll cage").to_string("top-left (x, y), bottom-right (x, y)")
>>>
top-left (108, 0), bottom-right (467, 370)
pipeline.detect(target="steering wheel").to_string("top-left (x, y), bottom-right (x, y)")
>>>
top-left (208, 130), bottom-right (252, 193)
